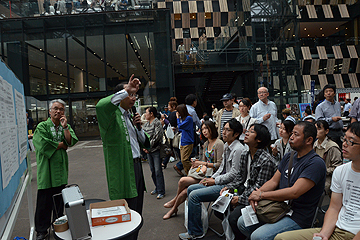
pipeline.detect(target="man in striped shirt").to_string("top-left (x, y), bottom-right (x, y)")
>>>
top-left (216, 93), bottom-right (241, 139)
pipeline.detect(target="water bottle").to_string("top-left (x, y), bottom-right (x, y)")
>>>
top-left (234, 189), bottom-right (238, 196)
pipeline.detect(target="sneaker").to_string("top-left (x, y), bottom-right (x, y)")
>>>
top-left (157, 194), bottom-right (165, 199)
top-left (150, 190), bottom-right (157, 195)
top-left (178, 232), bottom-right (204, 240)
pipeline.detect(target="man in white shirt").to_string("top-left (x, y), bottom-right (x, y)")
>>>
top-left (275, 122), bottom-right (360, 240)
top-left (250, 87), bottom-right (278, 143)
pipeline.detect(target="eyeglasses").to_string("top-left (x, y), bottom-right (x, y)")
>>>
top-left (258, 91), bottom-right (268, 95)
top-left (52, 107), bottom-right (65, 112)
top-left (222, 128), bottom-right (233, 133)
top-left (129, 93), bottom-right (139, 100)
top-left (341, 136), bottom-right (360, 146)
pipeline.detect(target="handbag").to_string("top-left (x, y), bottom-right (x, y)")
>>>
top-left (187, 165), bottom-right (206, 180)
top-left (165, 124), bottom-right (175, 139)
top-left (172, 132), bottom-right (181, 148)
top-left (160, 136), bottom-right (173, 159)
top-left (255, 151), bottom-right (295, 223)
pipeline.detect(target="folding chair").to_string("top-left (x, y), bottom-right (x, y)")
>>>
top-left (311, 191), bottom-right (326, 228)
top-left (207, 202), bottom-right (225, 238)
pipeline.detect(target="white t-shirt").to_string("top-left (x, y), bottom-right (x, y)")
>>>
top-left (331, 162), bottom-right (360, 235)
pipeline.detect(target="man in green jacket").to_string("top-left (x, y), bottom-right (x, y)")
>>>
top-left (96, 74), bottom-right (150, 237)
top-left (33, 99), bottom-right (78, 240)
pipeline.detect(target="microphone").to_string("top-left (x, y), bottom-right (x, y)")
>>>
top-left (131, 106), bottom-right (142, 131)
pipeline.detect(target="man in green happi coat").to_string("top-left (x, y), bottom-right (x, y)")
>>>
top-left (33, 99), bottom-right (78, 240)
top-left (96, 75), bottom-right (150, 231)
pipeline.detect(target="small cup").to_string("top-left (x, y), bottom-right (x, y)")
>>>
top-left (313, 237), bottom-right (322, 240)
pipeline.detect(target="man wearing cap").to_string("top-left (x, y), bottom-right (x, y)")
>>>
top-left (216, 93), bottom-right (241, 138)
top-left (250, 87), bottom-right (278, 143)
top-left (315, 84), bottom-right (343, 148)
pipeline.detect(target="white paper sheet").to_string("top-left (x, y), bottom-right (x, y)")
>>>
top-left (91, 206), bottom-right (127, 218)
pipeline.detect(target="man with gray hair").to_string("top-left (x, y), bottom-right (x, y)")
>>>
top-left (250, 87), bottom-right (278, 143)
top-left (33, 99), bottom-right (78, 240)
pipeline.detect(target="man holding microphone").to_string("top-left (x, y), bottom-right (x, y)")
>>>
top-left (96, 75), bottom-right (150, 239)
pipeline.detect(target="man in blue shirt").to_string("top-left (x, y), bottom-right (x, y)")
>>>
top-left (185, 94), bottom-right (201, 129)
top-left (237, 121), bottom-right (326, 240)
top-left (315, 84), bottom-right (343, 148)
top-left (344, 98), bottom-right (352, 117)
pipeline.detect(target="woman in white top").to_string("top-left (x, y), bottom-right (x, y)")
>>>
top-left (271, 120), bottom-right (295, 164)
top-left (236, 98), bottom-right (257, 144)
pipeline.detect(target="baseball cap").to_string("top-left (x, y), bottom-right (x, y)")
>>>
top-left (220, 93), bottom-right (232, 101)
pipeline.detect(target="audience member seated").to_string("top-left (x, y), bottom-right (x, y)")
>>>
top-left (221, 124), bottom-right (277, 240)
top-left (275, 122), bottom-right (360, 240)
top-left (162, 121), bottom-right (224, 220)
top-left (178, 118), bottom-right (246, 239)
top-left (314, 120), bottom-right (342, 194)
top-left (272, 120), bottom-right (295, 164)
top-left (236, 121), bottom-right (326, 240)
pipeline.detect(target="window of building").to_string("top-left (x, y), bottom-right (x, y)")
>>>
top-left (174, 13), bottom-right (182, 20)
top-left (205, 12), bottom-right (212, 19)
top-left (190, 13), bottom-right (197, 20)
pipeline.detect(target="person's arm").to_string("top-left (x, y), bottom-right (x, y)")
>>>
top-left (353, 231), bottom-right (360, 240)
top-left (178, 116), bottom-right (192, 130)
top-left (325, 147), bottom-right (342, 176)
top-left (349, 100), bottom-right (359, 123)
top-left (315, 103), bottom-right (334, 123)
top-left (192, 111), bottom-right (201, 129)
top-left (214, 145), bottom-right (243, 185)
top-left (313, 192), bottom-right (343, 240)
top-left (248, 170), bottom-right (281, 210)
top-left (237, 159), bottom-right (276, 206)
top-left (249, 104), bottom-right (264, 124)
top-left (256, 177), bottom-right (315, 202)
top-left (213, 140), bottom-right (224, 170)
top-left (33, 122), bottom-right (63, 157)
top-left (111, 74), bottom-right (140, 105)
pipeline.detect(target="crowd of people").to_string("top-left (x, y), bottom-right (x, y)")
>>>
top-left (31, 74), bottom-right (360, 240)
top-left (41, 0), bottom-right (137, 15)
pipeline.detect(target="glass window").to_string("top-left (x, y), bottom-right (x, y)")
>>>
top-left (46, 38), bottom-right (68, 95)
top-left (68, 30), bottom-right (86, 93)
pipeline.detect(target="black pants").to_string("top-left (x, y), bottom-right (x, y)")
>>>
top-left (35, 185), bottom-right (65, 233)
top-left (229, 204), bottom-right (247, 240)
top-left (124, 161), bottom-right (145, 240)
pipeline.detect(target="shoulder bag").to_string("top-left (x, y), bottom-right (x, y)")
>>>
top-left (255, 151), bottom-right (295, 224)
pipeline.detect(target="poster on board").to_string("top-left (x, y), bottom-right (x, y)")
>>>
top-left (299, 103), bottom-right (311, 119)
top-left (0, 60), bottom-right (28, 219)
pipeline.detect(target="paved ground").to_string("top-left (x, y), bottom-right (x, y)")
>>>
top-left (10, 140), bottom-right (223, 240)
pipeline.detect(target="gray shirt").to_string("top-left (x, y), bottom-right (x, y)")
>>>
top-left (349, 98), bottom-right (360, 121)
top-left (250, 99), bottom-right (278, 140)
top-left (315, 99), bottom-right (343, 130)
top-left (111, 89), bottom-right (146, 159)
top-left (212, 140), bottom-right (246, 185)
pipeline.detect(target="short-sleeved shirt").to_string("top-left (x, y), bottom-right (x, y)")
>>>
top-left (278, 150), bottom-right (326, 228)
top-left (331, 162), bottom-right (360, 235)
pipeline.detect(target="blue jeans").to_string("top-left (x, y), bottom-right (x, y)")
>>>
top-left (237, 216), bottom-right (302, 240)
top-left (187, 184), bottom-right (224, 236)
top-left (147, 150), bottom-right (165, 195)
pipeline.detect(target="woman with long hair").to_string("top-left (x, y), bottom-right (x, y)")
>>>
top-left (163, 121), bottom-right (224, 220)
top-left (176, 104), bottom-right (195, 174)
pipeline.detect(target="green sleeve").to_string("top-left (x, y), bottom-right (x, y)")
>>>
top-left (33, 122), bottom-right (59, 160)
top-left (96, 95), bottom-right (118, 133)
top-left (64, 125), bottom-right (78, 147)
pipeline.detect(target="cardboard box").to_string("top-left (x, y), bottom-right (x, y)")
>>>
top-left (90, 199), bottom-right (131, 226)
